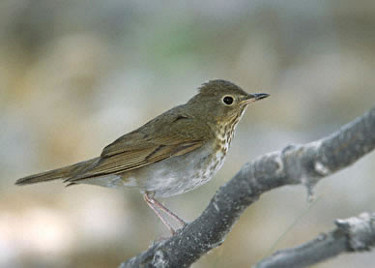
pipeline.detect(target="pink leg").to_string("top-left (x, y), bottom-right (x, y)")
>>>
top-left (144, 193), bottom-right (186, 234)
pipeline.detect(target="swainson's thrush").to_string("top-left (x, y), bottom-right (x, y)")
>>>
top-left (16, 80), bottom-right (269, 233)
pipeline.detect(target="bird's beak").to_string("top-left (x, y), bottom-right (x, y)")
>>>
top-left (241, 93), bottom-right (270, 104)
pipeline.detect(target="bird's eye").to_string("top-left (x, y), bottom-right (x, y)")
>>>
top-left (222, 95), bottom-right (234, 105)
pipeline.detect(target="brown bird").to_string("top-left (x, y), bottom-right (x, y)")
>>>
top-left (16, 80), bottom-right (269, 234)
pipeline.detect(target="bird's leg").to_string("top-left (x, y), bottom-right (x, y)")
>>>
top-left (147, 194), bottom-right (187, 226)
top-left (143, 192), bottom-right (186, 234)
top-left (144, 193), bottom-right (176, 235)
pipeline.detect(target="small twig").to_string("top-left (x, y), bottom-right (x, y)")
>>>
top-left (255, 212), bottom-right (375, 268)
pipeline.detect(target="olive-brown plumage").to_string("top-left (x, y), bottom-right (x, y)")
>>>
top-left (16, 79), bottom-right (269, 233)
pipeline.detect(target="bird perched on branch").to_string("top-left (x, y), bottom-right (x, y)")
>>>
top-left (16, 79), bottom-right (269, 234)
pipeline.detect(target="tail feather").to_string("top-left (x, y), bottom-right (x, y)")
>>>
top-left (15, 158), bottom-right (99, 185)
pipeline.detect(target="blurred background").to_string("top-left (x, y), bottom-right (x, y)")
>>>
top-left (1, 0), bottom-right (375, 267)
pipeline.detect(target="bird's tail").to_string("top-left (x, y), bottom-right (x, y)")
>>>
top-left (15, 157), bottom-right (99, 185)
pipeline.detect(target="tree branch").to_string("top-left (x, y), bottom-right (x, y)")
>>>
top-left (119, 106), bottom-right (375, 268)
top-left (255, 212), bottom-right (375, 268)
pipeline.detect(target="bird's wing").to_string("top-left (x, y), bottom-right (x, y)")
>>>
top-left (71, 109), bottom-right (213, 180)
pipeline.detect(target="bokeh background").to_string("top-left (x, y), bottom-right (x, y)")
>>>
top-left (1, 1), bottom-right (375, 267)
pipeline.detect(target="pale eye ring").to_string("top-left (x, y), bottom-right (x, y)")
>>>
top-left (222, 95), bottom-right (234, 105)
